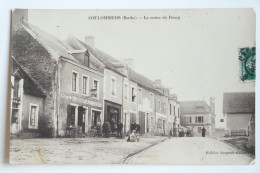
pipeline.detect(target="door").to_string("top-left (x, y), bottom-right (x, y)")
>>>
top-left (78, 107), bottom-right (86, 133)
top-left (139, 111), bottom-right (145, 134)
top-left (91, 110), bottom-right (101, 128)
top-left (146, 113), bottom-right (149, 132)
top-left (11, 109), bottom-right (19, 134)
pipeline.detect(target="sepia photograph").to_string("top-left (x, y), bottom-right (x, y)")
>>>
top-left (9, 8), bottom-right (255, 165)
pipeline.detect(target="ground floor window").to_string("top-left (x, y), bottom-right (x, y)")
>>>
top-left (29, 104), bottom-right (39, 129)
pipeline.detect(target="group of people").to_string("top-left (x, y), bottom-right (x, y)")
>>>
top-left (169, 126), bottom-right (206, 137)
top-left (101, 120), bottom-right (123, 138)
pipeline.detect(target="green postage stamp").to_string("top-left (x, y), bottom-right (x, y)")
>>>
top-left (239, 47), bottom-right (256, 81)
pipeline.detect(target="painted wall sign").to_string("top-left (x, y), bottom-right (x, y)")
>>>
top-left (60, 93), bottom-right (102, 108)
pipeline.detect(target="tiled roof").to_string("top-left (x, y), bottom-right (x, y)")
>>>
top-left (180, 101), bottom-right (211, 114)
top-left (77, 39), bottom-right (124, 76)
top-left (223, 92), bottom-right (255, 113)
top-left (22, 21), bottom-right (79, 62)
top-left (78, 39), bottom-right (166, 94)
top-left (12, 57), bottom-right (46, 97)
top-left (128, 68), bottom-right (159, 93)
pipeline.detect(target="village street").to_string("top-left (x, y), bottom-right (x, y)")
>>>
top-left (9, 136), bottom-right (168, 164)
top-left (10, 136), bottom-right (253, 164)
top-left (124, 137), bottom-right (254, 165)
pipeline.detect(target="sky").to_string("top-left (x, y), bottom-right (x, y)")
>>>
top-left (28, 9), bottom-right (255, 127)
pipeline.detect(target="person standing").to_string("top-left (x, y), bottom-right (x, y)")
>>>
top-left (117, 122), bottom-right (123, 138)
top-left (202, 126), bottom-right (206, 137)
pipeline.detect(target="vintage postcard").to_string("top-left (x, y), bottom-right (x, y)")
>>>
top-left (9, 9), bottom-right (255, 164)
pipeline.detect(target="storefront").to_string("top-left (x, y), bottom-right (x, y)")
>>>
top-left (59, 93), bottom-right (103, 136)
top-left (104, 100), bottom-right (122, 134)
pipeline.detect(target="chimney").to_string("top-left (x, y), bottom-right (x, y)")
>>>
top-left (210, 97), bottom-right (215, 115)
top-left (123, 58), bottom-right (134, 69)
top-left (85, 36), bottom-right (95, 48)
top-left (12, 9), bottom-right (28, 33)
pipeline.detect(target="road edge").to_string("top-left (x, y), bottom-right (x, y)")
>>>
top-left (121, 137), bottom-right (170, 164)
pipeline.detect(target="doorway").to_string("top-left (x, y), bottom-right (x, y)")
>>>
top-left (91, 110), bottom-right (101, 128)
top-left (107, 106), bottom-right (120, 133)
top-left (139, 111), bottom-right (145, 134)
top-left (78, 106), bottom-right (87, 133)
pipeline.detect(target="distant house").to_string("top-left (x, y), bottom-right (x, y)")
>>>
top-left (223, 92), bottom-right (255, 137)
top-left (180, 99), bottom-right (215, 137)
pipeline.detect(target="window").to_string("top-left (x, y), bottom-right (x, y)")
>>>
top-left (196, 116), bottom-right (204, 123)
top-left (111, 78), bottom-right (116, 96)
top-left (72, 72), bottom-right (77, 92)
top-left (189, 117), bottom-right (192, 123)
top-left (131, 87), bottom-right (135, 102)
top-left (93, 79), bottom-right (99, 99)
top-left (220, 119), bottom-right (224, 122)
top-left (174, 106), bottom-right (176, 116)
top-left (150, 93), bottom-right (154, 108)
top-left (170, 104), bottom-right (172, 115)
top-left (82, 75), bottom-right (89, 95)
top-left (138, 88), bottom-right (142, 104)
top-left (124, 84), bottom-right (128, 100)
top-left (29, 104), bottom-right (39, 129)
top-left (158, 100), bottom-right (161, 111)
top-left (178, 108), bottom-right (180, 118)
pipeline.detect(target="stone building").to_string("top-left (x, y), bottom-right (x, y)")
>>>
top-left (11, 10), bottom-right (104, 137)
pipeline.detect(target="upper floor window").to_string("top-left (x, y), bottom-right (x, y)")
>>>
top-left (131, 87), bottom-right (136, 102)
top-left (174, 106), bottom-right (176, 116)
top-left (93, 79), bottom-right (99, 99)
top-left (170, 104), bottom-right (172, 115)
top-left (178, 108), bottom-right (180, 118)
top-left (72, 71), bottom-right (79, 92)
top-left (111, 78), bottom-right (116, 96)
top-left (82, 75), bottom-right (89, 95)
top-left (195, 116), bottom-right (204, 123)
top-left (138, 88), bottom-right (142, 104)
top-left (158, 100), bottom-right (161, 111)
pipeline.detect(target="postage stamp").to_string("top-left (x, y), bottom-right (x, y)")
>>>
top-left (239, 47), bottom-right (256, 81)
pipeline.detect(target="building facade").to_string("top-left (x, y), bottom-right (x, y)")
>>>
top-left (11, 9), bottom-right (182, 138)
top-left (223, 92), bottom-right (255, 137)
top-left (180, 100), bottom-right (215, 137)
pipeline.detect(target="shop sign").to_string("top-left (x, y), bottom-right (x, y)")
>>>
top-left (61, 93), bottom-right (102, 108)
